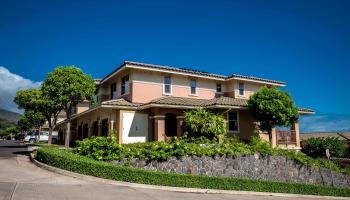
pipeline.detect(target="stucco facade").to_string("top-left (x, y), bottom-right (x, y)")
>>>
top-left (56, 61), bottom-right (313, 148)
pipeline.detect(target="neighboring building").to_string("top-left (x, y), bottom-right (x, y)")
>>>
top-left (56, 61), bottom-right (314, 149)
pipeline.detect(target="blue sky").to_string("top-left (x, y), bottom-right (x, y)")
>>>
top-left (0, 0), bottom-right (349, 132)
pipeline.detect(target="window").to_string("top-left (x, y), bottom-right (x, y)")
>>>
top-left (228, 111), bottom-right (239, 132)
top-left (96, 95), bottom-right (99, 104)
top-left (190, 79), bottom-right (197, 95)
top-left (164, 76), bottom-right (172, 94)
top-left (216, 83), bottom-right (222, 93)
top-left (110, 82), bottom-right (117, 99)
top-left (239, 83), bottom-right (244, 96)
top-left (121, 75), bottom-right (129, 95)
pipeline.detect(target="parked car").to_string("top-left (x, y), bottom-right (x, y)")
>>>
top-left (24, 131), bottom-right (58, 144)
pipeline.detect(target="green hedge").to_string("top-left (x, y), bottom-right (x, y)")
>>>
top-left (74, 136), bottom-right (350, 174)
top-left (36, 147), bottom-right (350, 197)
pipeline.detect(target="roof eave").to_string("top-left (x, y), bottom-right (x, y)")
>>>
top-left (226, 77), bottom-right (286, 87)
top-left (125, 63), bottom-right (226, 81)
top-left (139, 103), bottom-right (200, 110)
top-left (298, 110), bottom-right (315, 115)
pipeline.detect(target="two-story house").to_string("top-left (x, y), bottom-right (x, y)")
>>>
top-left (56, 61), bottom-right (314, 149)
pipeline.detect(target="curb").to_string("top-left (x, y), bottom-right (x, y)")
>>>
top-left (29, 153), bottom-right (350, 200)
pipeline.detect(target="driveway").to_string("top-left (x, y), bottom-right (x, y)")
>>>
top-left (0, 140), bottom-right (338, 200)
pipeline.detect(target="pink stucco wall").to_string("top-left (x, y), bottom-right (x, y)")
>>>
top-left (131, 82), bottom-right (216, 103)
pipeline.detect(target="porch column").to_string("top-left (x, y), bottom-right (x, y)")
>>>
top-left (271, 128), bottom-right (277, 148)
top-left (291, 122), bottom-right (300, 148)
top-left (176, 116), bottom-right (184, 137)
top-left (148, 117), bottom-right (154, 141)
top-left (154, 115), bottom-right (165, 141)
top-left (110, 120), bottom-right (114, 131)
top-left (109, 120), bottom-right (114, 137)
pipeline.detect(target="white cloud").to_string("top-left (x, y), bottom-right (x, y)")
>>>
top-left (300, 114), bottom-right (350, 133)
top-left (0, 66), bottom-right (41, 113)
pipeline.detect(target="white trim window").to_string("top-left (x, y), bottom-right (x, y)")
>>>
top-left (227, 111), bottom-right (239, 132)
top-left (190, 79), bottom-right (197, 95)
top-left (216, 83), bottom-right (222, 93)
top-left (239, 83), bottom-right (244, 96)
top-left (121, 75), bottom-right (129, 95)
top-left (163, 76), bottom-right (172, 95)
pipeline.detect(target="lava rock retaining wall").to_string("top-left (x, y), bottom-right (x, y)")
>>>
top-left (111, 154), bottom-right (350, 187)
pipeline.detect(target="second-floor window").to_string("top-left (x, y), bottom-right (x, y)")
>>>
top-left (163, 76), bottom-right (172, 94)
top-left (239, 83), bottom-right (245, 96)
top-left (216, 83), bottom-right (222, 93)
top-left (190, 79), bottom-right (197, 95)
top-left (121, 75), bottom-right (129, 95)
top-left (110, 82), bottom-right (117, 99)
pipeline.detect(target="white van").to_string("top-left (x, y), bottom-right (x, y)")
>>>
top-left (24, 131), bottom-right (58, 144)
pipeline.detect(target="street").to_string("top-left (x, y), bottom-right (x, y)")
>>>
top-left (0, 140), bottom-right (338, 200)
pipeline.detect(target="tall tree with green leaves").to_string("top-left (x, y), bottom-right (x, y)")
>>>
top-left (42, 66), bottom-right (95, 148)
top-left (247, 86), bottom-right (299, 144)
top-left (17, 115), bottom-right (32, 132)
top-left (22, 110), bottom-right (46, 130)
top-left (14, 88), bottom-right (63, 144)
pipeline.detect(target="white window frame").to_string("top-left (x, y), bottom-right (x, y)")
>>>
top-left (216, 83), bottom-right (222, 93)
top-left (189, 79), bottom-right (197, 96)
top-left (227, 110), bottom-right (239, 133)
top-left (121, 75), bottom-right (129, 95)
top-left (238, 83), bottom-right (245, 96)
top-left (163, 76), bottom-right (172, 95)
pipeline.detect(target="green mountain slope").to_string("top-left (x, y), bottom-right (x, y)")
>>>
top-left (0, 109), bottom-right (22, 130)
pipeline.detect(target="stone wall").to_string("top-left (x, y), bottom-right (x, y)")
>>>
top-left (111, 154), bottom-right (350, 188)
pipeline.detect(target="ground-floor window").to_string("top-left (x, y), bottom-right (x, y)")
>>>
top-left (83, 123), bottom-right (88, 138)
top-left (165, 113), bottom-right (177, 137)
top-left (227, 111), bottom-right (239, 132)
top-left (92, 121), bottom-right (98, 136)
top-left (78, 124), bottom-right (83, 140)
top-left (101, 119), bottom-right (109, 136)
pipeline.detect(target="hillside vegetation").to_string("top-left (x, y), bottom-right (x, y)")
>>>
top-left (0, 109), bottom-right (22, 130)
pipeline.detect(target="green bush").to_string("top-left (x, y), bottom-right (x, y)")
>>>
top-left (184, 108), bottom-right (227, 143)
top-left (74, 136), bottom-right (350, 174)
top-left (35, 147), bottom-right (350, 197)
top-left (74, 136), bottom-right (253, 161)
top-left (302, 137), bottom-right (346, 158)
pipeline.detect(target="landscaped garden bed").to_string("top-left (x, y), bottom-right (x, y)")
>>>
top-left (35, 146), bottom-right (350, 197)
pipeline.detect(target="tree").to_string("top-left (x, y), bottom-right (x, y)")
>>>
top-left (22, 110), bottom-right (46, 130)
top-left (0, 126), bottom-right (19, 139)
top-left (17, 115), bottom-right (32, 132)
top-left (184, 108), bottom-right (227, 143)
top-left (247, 86), bottom-right (299, 144)
top-left (42, 66), bottom-right (95, 148)
top-left (14, 88), bottom-right (63, 145)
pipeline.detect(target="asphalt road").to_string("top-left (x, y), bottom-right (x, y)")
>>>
top-left (0, 140), bottom-right (336, 200)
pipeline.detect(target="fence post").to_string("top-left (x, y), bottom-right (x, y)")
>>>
top-left (326, 149), bottom-right (334, 187)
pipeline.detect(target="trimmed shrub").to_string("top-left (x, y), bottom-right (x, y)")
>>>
top-left (184, 108), bottom-right (227, 143)
top-left (35, 147), bottom-right (350, 197)
top-left (302, 137), bottom-right (346, 158)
